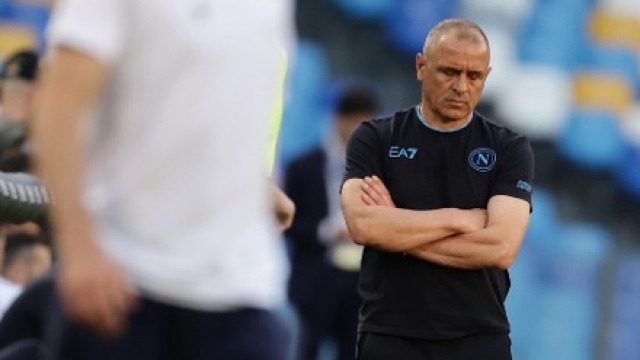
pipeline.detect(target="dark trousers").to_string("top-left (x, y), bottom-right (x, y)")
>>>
top-left (289, 256), bottom-right (360, 360)
top-left (47, 298), bottom-right (292, 360)
top-left (356, 332), bottom-right (512, 360)
top-left (0, 340), bottom-right (49, 360)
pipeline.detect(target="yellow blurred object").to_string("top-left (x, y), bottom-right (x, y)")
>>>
top-left (266, 48), bottom-right (288, 176)
top-left (0, 24), bottom-right (37, 59)
top-left (573, 73), bottom-right (635, 114)
top-left (590, 9), bottom-right (640, 49)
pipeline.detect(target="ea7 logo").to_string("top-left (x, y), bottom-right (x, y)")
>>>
top-left (389, 146), bottom-right (418, 159)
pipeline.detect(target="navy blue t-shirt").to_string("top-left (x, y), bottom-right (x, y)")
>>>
top-left (343, 106), bottom-right (534, 339)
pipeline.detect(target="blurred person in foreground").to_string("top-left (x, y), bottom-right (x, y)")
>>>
top-left (341, 19), bottom-right (534, 360)
top-left (33, 0), bottom-right (295, 359)
top-left (284, 80), bottom-right (380, 360)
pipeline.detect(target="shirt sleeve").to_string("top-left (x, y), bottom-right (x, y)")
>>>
top-left (47, 0), bottom-right (128, 64)
top-left (343, 121), bottom-right (384, 186)
top-left (490, 135), bottom-right (535, 208)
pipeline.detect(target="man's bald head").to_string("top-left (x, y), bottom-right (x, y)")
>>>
top-left (423, 19), bottom-right (489, 59)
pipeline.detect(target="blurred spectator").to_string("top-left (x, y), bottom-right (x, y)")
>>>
top-left (0, 50), bottom-right (39, 173)
top-left (0, 232), bottom-right (51, 320)
top-left (284, 80), bottom-right (380, 360)
top-left (2, 232), bottom-right (51, 287)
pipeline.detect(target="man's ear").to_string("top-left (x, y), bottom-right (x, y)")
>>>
top-left (416, 53), bottom-right (424, 81)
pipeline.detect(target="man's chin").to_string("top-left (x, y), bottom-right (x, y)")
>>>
top-left (439, 109), bottom-right (472, 123)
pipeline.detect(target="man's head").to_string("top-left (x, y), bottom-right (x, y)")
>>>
top-left (333, 81), bottom-right (381, 144)
top-left (416, 19), bottom-right (491, 127)
top-left (0, 50), bottom-right (40, 122)
top-left (2, 232), bottom-right (52, 286)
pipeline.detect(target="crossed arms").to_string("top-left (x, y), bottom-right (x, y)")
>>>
top-left (341, 176), bottom-right (530, 270)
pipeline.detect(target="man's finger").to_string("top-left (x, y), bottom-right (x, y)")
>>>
top-left (362, 193), bottom-right (375, 205)
top-left (366, 177), bottom-right (389, 200)
top-left (362, 183), bottom-right (384, 205)
top-left (371, 176), bottom-right (394, 206)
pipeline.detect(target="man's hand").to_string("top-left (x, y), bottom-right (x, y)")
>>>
top-left (361, 176), bottom-right (395, 207)
top-left (271, 182), bottom-right (295, 231)
top-left (58, 240), bottom-right (138, 339)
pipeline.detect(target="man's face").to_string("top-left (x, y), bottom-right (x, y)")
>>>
top-left (416, 34), bottom-right (490, 123)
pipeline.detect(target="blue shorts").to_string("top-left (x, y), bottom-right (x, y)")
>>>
top-left (47, 298), bottom-right (292, 360)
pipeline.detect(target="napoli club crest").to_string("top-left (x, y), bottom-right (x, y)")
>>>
top-left (468, 148), bottom-right (497, 172)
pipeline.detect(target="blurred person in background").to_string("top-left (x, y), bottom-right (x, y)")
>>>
top-left (0, 50), bottom-right (40, 173)
top-left (33, 1), bottom-right (295, 360)
top-left (341, 19), bottom-right (534, 360)
top-left (284, 80), bottom-right (380, 360)
top-left (1, 232), bottom-right (51, 287)
top-left (0, 232), bottom-right (52, 321)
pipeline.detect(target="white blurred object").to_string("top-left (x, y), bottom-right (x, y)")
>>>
top-left (496, 65), bottom-right (572, 140)
top-left (621, 104), bottom-right (640, 145)
top-left (460, 0), bottom-right (534, 32)
top-left (482, 26), bottom-right (517, 102)
top-left (600, 0), bottom-right (640, 18)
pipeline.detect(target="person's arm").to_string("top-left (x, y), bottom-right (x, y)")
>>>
top-left (33, 47), bottom-right (137, 338)
top-left (33, 48), bottom-right (105, 262)
top-left (361, 135), bottom-right (535, 269)
top-left (342, 176), bottom-right (486, 252)
top-left (271, 180), bottom-right (295, 231)
top-left (408, 195), bottom-right (530, 269)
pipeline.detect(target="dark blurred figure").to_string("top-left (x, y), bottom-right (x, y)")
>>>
top-left (0, 232), bottom-right (52, 320)
top-left (0, 50), bottom-right (40, 173)
top-left (2, 232), bottom-right (52, 287)
top-left (284, 80), bottom-right (381, 360)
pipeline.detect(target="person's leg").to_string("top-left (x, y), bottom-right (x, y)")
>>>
top-left (288, 257), bottom-right (338, 360)
top-left (46, 297), bottom-right (167, 360)
top-left (169, 307), bottom-right (292, 360)
top-left (0, 340), bottom-right (49, 360)
top-left (334, 271), bottom-right (360, 360)
top-left (435, 333), bottom-right (512, 360)
top-left (356, 333), bottom-right (424, 360)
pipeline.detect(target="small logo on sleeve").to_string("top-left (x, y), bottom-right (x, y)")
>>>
top-left (389, 146), bottom-right (418, 159)
top-left (516, 180), bottom-right (532, 193)
top-left (468, 148), bottom-right (497, 172)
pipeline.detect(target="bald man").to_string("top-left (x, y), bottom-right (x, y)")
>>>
top-left (341, 19), bottom-right (534, 360)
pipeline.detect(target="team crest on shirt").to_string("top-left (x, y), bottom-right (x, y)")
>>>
top-left (468, 148), bottom-right (496, 172)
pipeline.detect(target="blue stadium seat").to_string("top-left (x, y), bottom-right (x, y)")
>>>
top-left (279, 41), bottom-right (330, 165)
top-left (605, 253), bottom-right (640, 360)
top-left (586, 44), bottom-right (640, 88)
top-left (557, 110), bottom-right (625, 171)
top-left (331, 0), bottom-right (393, 21)
top-left (0, 0), bottom-right (9, 19)
top-left (508, 188), bottom-right (562, 360)
top-left (525, 188), bottom-right (561, 247)
top-left (383, 0), bottom-right (458, 56)
top-left (614, 143), bottom-right (640, 200)
top-left (517, 0), bottom-right (591, 70)
top-left (527, 223), bottom-right (613, 360)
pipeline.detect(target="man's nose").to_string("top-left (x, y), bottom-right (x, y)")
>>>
top-left (452, 74), bottom-right (469, 94)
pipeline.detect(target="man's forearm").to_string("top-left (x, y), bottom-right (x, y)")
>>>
top-left (345, 205), bottom-right (470, 252)
top-left (33, 48), bottom-right (108, 257)
top-left (408, 225), bottom-right (519, 270)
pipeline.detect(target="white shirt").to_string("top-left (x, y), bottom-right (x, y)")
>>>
top-left (0, 277), bottom-right (21, 320)
top-left (47, 0), bottom-right (293, 310)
